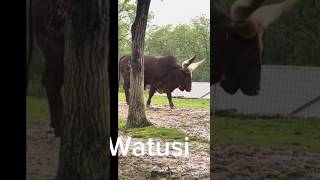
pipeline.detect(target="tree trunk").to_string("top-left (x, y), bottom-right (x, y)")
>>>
top-left (56, 0), bottom-right (110, 179)
top-left (126, 0), bottom-right (151, 128)
top-left (26, 0), bottom-right (33, 94)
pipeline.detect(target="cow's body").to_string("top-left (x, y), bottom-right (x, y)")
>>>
top-left (120, 55), bottom-right (202, 108)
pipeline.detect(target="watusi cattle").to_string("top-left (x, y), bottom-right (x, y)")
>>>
top-left (119, 55), bottom-right (205, 108)
top-left (212, 0), bottom-right (302, 95)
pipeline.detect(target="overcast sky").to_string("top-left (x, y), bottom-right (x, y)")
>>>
top-left (148, 0), bottom-right (210, 26)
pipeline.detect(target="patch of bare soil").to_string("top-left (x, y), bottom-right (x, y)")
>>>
top-left (211, 144), bottom-right (320, 180)
top-left (27, 123), bottom-right (59, 180)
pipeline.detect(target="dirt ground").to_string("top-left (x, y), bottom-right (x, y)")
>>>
top-left (118, 135), bottom-right (210, 179)
top-left (27, 123), bottom-right (60, 180)
top-left (27, 104), bottom-right (320, 179)
top-left (118, 103), bottom-right (210, 140)
top-left (118, 103), bottom-right (210, 179)
top-left (211, 144), bottom-right (320, 180)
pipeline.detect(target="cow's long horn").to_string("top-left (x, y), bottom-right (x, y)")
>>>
top-left (182, 55), bottom-right (196, 68)
top-left (231, 0), bottom-right (267, 38)
top-left (189, 59), bottom-right (205, 72)
top-left (250, 0), bottom-right (302, 30)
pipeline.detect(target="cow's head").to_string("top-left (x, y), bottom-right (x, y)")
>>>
top-left (178, 55), bottom-right (205, 92)
top-left (213, 0), bottom-right (301, 95)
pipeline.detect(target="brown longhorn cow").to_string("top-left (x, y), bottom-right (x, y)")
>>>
top-left (212, 0), bottom-right (301, 95)
top-left (119, 55), bottom-right (205, 108)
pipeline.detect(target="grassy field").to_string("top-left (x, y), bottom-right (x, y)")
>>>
top-left (118, 92), bottom-right (210, 110)
top-left (212, 116), bottom-right (320, 152)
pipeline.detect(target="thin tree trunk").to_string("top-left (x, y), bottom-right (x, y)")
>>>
top-left (26, 0), bottom-right (33, 94)
top-left (126, 0), bottom-right (151, 128)
top-left (57, 0), bottom-right (110, 179)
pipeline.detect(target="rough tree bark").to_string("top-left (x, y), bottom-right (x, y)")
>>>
top-left (56, 0), bottom-right (110, 179)
top-left (126, 0), bottom-right (151, 128)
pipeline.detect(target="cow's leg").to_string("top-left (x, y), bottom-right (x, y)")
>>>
top-left (146, 85), bottom-right (156, 106)
top-left (166, 92), bottom-right (175, 109)
top-left (123, 81), bottom-right (130, 105)
top-left (42, 55), bottom-right (64, 137)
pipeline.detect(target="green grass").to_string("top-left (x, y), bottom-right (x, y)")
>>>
top-left (26, 92), bottom-right (210, 123)
top-left (118, 91), bottom-right (209, 110)
top-left (26, 96), bottom-right (49, 123)
top-left (212, 116), bottom-right (320, 152)
top-left (26, 92), bottom-right (209, 123)
top-left (119, 119), bottom-right (208, 143)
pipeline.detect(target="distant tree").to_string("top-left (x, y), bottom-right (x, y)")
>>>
top-left (144, 15), bottom-right (210, 82)
top-left (119, 0), bottom-right (154, 56)
top-left (119, 0), bottom-right (136, 55)
top-left (56, 0), bottom-right (110, 179)
top-left (126, 0), bottom-right (151, 128)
